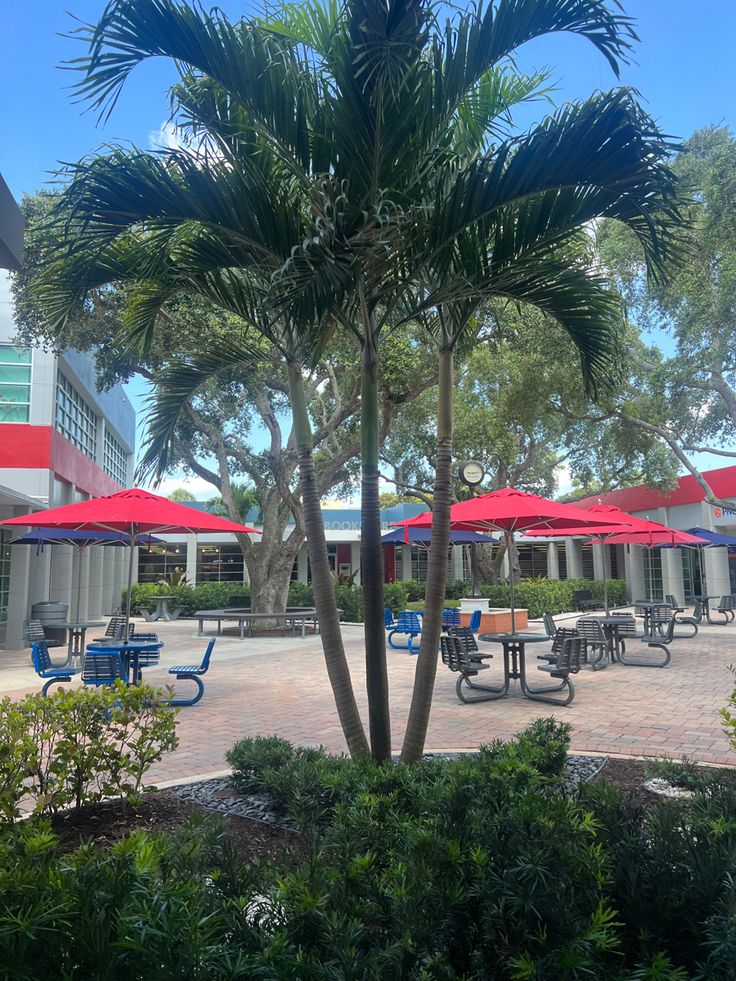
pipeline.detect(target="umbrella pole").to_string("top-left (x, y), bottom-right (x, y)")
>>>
top-left (75, 545), bottom-right (84, 623)
top-left (506, 530), bottom-right (516, 634)
top-left (602, 539), bottom-right (609, 615)
top-left (124, 527), bottom-right (137, 634)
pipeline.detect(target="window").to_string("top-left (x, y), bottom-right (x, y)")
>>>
top-left (411, 546), bottom-right (428, 581)
top-left (0, 529), bottom-right (10, 623)
top-left (0, 345), bottom-right (31, 423)
top-left (516, 544), bottom-right (550, 578)
top-left (581, 543), bottom-right (595, 580)
top-left (196, 543), bottom-right (244, 582)
top-left (103, 427), bottom-right (128, 485)
top-left (138, 543), bottom-right (188, 583)
top-left (642, 548), bottom-right (663, 600)
top-left (609, 544), bottom-right (620, 579)
top-left (56, 374), bottom-right (97, 459)
top-left (557, 543), bottom-right (568, 579)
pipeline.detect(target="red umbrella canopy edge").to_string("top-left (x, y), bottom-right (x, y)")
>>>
top-left (0, 487), bottom-right (261, 535)
top-left (390, 487), bottom-right (621, 536)
top-left (523, 504), bottom-right (677, 539)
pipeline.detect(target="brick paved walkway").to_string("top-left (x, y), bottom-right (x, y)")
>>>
top-left (3, 614), bottom-right (735, 781)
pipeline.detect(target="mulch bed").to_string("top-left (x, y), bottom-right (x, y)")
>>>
top-left (49, 790), bottom-right (306, 866)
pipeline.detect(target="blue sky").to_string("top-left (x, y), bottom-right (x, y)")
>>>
top-left (2, 1), bottom-right (735, 495)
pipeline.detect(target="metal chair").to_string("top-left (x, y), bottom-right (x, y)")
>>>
top-left (576, 618), bottom-right (609, 670)
top-left (447, 625), bottom-right (488, 662)
top-left (542, 612), bottom-right (557, 638)
top-left (665, 593), bottom-right (685, 615)
top-left (536, 635), bottom-right (583, 706)
top-left (93, 616), bottom-right (128, 643)
top-left (387, 611), bottom-right (422, 653)
top-left (716, 595), bottom-right (735, 623)
top-left (674, 601), bottom-right (700, 638)
top-left (442, 607), bottom-right (461, 629)
top-left (619, 616), bottom-right (675, 668)
top-left (82, 650), bottom-right (126, 687)
top-left (441, 634), bottom-right (501, 703)
top-left (24, 619), bottom-right (64, 649)
top-left (167, 638), bottom-right (216, 706)
top-left (32, 641), bottom-right (80, 695)
top-left (468, 609), bottom-right (482, 633)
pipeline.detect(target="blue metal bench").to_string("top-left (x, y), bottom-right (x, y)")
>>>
top-left (384, 607), bottom-right (396, 629)
top-left (32, 640), bottom-right (80, 695)
top-left (387, 611), bottom-right (422, 653)
top-left (167, 638), bottom-right (216, 706)
top-left (442, 607), bottom-right (461, 629)
top-left (82, 650), bottom-right (127, 687)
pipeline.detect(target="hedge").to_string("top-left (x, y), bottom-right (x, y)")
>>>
top-left (478, 577), bottom-right (627, 618)
top-left (124, 576), bottom-right (625, 622)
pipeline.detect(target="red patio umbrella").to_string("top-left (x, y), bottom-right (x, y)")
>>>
top-left (524, 503), bottom-right (682, 612)
top-left (392, 487), bottom-right (611, 632)
top-left (0, 488), bottom-right (260, 630)
top-left (602, 525), bottom-right (706, 602)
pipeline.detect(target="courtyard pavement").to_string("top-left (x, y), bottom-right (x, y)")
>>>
top-left (2, 611), bottom-right (735, 783)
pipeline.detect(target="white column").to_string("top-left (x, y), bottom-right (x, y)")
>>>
top-left (186, 535), bottom-right (198, 585)
top-left (623, 545), bottom-right (646, 602)
top-left (661, 548), bottom-right (685, 606)
top-left (4, 546), bottom-right (32, 649)
top-left (49, 544), bottom-right (73, 613)
top-left (703, 546), bottom-right (730, 598)
top-left (297, 544), bottom-right (309, 583)
top-left (350, 541), bottom-right (361, 584)
top-left (592, 542), bottom-right (609, 581)
top-left (401, 545), bottom-right (413, 581)
top-left (565, 540), bottom-right (583, 579)
top-left (101, 550), bottom-right (115, 614)
top-left (451, 544), bottom-right (464, 581)
top-left (547, 542), bottom-right (559, 580)
top-left (72, 549), bottom-right (91, 622)
top-left (87, 547), bottom-right (104, 619)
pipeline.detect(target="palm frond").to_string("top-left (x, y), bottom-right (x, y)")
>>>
top-left (136, 341), bottom-right (268, 484)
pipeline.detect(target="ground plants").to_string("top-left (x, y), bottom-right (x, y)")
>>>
top-left (4, 722), bottom-right (736, 977)
top-left (0, 684), bottom-right (178, 820)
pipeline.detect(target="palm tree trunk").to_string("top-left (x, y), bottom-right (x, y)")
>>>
top-left (400, 347), bottom-right (453, 763)
top-left (287, 360), bottom-right (369, 758)
top-left (361, 335), bottom-right (391, 761)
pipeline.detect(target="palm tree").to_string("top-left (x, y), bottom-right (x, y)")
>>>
top-left (40, 0), bottom-right (680, 762)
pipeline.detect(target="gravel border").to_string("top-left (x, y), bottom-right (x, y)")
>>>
top-left (169, 753), bottom-right (609, 826)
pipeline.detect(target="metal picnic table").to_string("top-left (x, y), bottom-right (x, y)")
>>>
top-left (583, 614), bottom-right (636, 661)
top-left (477, 631), bottom-right (562, 703)
top-left (62, 621), bottom-right (105, 665)
top-left (633, 600), bottom-right (671, 635)
top-left (86, 639), bottom-right (163, 684)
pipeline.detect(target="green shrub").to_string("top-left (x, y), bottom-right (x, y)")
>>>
top-left (0, 684), bottom-right (178, 820)
top-left (287, 580), bottom-right (314, 606)
top-left (479, 577), bottom-right (627, 618)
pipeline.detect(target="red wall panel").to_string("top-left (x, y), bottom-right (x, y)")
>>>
top-left (0, 423), bottom-right (52, 468)
top-left (49, 429), bottom-right (124, 497)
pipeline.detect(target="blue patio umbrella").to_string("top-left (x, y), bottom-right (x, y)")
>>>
top-left (9, 528), bottom-right (162, 621)
top-left (656, 526), bottom-right (736, 599)
top-left (381, 528), bottom-right (496, 545)
top-left (382, 527), bottom-right (496, 595)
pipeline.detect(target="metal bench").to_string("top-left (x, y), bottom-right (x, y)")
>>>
top-left (536, 635), bottom-right (583, 706)
top-left (716, 595), bottom-right (735, 623)
top-left (576, 618), bottom-right (609, 670)
top-left (82, 650), bottom-right (127, 687)
top-left (387, 611), bottom-right (422, 653)
top-left (665, 593), bottom-right (685, 615)
top-left (24, 619), bottom-right (64, 649)
top-left (618, 615), bottom-right (675, 668)
top-left (167, 638), bottom-right (216, 706)
top-left (574, 589), bottom-right (598, 612)
top-left (442, 607), bottom-right (461, 629)
top-left (32, 640), bottom-right (80, 695)
top-left (674, 601), bottom-right (700, 638)
top-left (441, 634), bottom-right (497, 703)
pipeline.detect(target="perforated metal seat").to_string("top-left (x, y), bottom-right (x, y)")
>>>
top-left (576, 618), bottom-right (609, 670)
top-left (387, 611), bottom-right (422, 653)
top-left (32, 641), bottom-right (80, 695)
top-left (168, 638), bottom-right (216, 706)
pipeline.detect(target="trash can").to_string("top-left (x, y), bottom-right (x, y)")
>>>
top-left (32, 601), bottom-right (69, 626)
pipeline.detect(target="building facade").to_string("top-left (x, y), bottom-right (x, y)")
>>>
top-left (136, 471), bottom-right (736, 606)
top-left (0, 262), bottom-right (135, 648)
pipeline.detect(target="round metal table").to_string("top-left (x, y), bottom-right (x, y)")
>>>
top-left (477, 632), bottom-right (561, 703)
